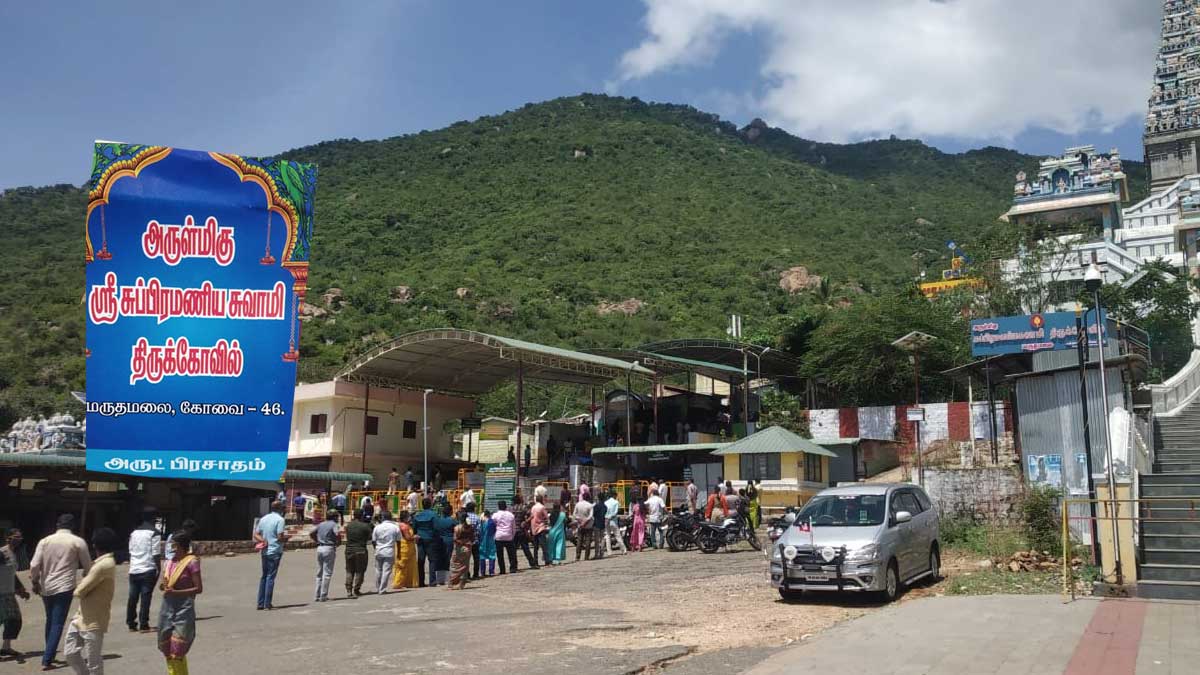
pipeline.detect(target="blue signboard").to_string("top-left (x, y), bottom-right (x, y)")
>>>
top-left (970, 310), bottom-right (1105, 357)
top-left (84, 143), bottom-right (317, 480)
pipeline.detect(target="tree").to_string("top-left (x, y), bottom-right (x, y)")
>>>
top-left (1093, 260), bottom-right (1200, 382)
top-left (800, 288), bottom-right (970, 406)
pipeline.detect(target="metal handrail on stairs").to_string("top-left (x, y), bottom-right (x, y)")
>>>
top-left (1148, 308), bottom-right (1200, 417)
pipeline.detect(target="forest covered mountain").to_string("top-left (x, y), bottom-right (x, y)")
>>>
top-left (0, 94), bottom-right (1148, 425)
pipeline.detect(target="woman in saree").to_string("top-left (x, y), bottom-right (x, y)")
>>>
top-left (158, 530), bottom-right (202, 675)
top-left (478, 510), bottom-right (497, 576)
top-left (392, 511), bottom-right (418, 590)
top-left (747, 480), bottom-right (762, 529)
top-left (630, 498), bottom-right (646, 552)
top-left (547, 504), bottom-right (567, 564)
top-left (447, 512), bottom-right (476, 590)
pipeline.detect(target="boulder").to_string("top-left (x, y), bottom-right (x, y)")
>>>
top-left (778, 266), bottom-right (823, 294)
top-left (596, 298), bottom-right (645, 316)
top-left (389, 286), bottom-right (414, 304)
top-left (456, 287), bottom-right (472, 300)
top-left (297, 302), bottom-right (327, 321)
top-left (321, 287), bottom-right (344, 309)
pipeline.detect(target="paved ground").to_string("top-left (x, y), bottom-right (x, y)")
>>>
top-left (746, 595), bottom-right (1200, 675)
top-left (3, 541), bottom-right (865, 673)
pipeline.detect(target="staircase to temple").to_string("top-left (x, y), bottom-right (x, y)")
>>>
top-left (1139, 402), bottom-right (1200, 600)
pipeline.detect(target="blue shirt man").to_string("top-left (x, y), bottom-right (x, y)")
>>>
top-left (254, 502), bottom-right (287, 609)
top-left (411, 500), bottom-right (439, 587)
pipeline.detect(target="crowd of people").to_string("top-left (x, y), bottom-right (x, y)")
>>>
top-left (0, 476), bottom-right (763, 672)
top-left (0, 510), bottom-right (201, 673)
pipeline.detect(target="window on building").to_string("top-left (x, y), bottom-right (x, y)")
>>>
top-left (403, 420), bottom-right (417, 439)
top-left (309, 414), bottom-right (327, 435)
top-left (365, 415), bottom-right (379, 436)
top-left (804, 453), bottom-right (823, 484)
top-left (739, 453), bottom-right (781, 481)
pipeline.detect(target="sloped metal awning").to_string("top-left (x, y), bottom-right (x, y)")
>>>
top-left (336, 328), bottom-right (654, 395)
top-left (592, 442), bottom-right (731, 456)
top-left (638, 338), bottom-right (801, 380)
top-left (589, 348), bottom-right (746, 383)
top-left (712, 426), bottom-right (837, 457)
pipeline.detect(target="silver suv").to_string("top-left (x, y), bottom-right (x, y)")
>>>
top-left (769, 483), bottom-right (939, 602)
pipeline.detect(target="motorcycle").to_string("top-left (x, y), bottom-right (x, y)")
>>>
top-left (767, 509), bottom-right (799, 545)
top-left (666, 506), bottom-right (704, 552)
top-left (696, 507), bottom-right (761, 553)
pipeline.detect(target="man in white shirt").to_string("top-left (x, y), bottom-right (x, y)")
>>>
top-left (603, 494), bottom-right (626, 555)
top-left (645, 490), bottom-right (666, 549)
top-left (534, 482), bottom-right (547, 502)
top-left (371, 512), bottom-right (401, 595)
top-left (30, 514), bottom-right (92, 669)
top-left (460, 488), bottom-right (476, 510)
top-left (125, 509), bottom-right (161, 632)
top-left (572, 496), bottom-right (595, 562)
top-left (686, 479), bottom-right (699, 513)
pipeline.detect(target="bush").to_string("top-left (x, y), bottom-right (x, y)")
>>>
top-left (1021, 485), bottom-right (1062, 553)
top-left (939, 515), bottom-right (1026, 560)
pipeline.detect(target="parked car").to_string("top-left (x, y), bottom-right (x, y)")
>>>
top-left (769, 483), bottom-right (940, 602)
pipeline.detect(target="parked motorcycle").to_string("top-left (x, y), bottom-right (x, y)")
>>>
top-left (767, 509), bottom-right (799, 545)
top-left (697, 507), bottom-right (761, 553)
top-left (666, 506), bottom-right (704, 552)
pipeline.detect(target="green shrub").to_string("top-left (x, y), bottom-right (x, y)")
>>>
top-left (1021, 485), bottom-right (1062, 553)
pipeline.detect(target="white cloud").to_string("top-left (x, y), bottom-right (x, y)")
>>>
top-left (617, 0), bottom-right (1161, 143)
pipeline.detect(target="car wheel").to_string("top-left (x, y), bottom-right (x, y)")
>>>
top-left (778, 587), bottom-right (804, 602)
top-left (880, 560), bottom-right (900, 603)
top-left (928, 546), bottom-right (941, 583)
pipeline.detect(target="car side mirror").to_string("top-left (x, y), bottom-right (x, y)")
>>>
top-left (894, 510), bottom-right (912, 525)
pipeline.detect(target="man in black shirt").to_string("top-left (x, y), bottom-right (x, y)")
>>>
top-left (343, 509), bottom-right (372, 598)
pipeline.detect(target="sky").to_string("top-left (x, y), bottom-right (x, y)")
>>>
top-left (0, 0), bottom-right (1164, 189)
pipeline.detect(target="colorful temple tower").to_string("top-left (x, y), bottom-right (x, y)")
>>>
top-left (1145, 0), bottom-right (1200, 192)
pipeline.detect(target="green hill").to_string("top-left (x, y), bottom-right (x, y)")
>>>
top-left (0, 94), bottom-right (1136, 425)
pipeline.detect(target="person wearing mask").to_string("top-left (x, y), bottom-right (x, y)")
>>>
top-left (686, 479), bottom-right (699, 513)
top-left (157, 531), bottom-right (201, 675)
top-left (30, 513), bottom-right (92, 670)
top-left (252, 501), bottom-right (287, 611)
top-left (491, 501), bottom-right (518, 574)
top-left (573, 494), bottom-right (595, 562)
top-left (310, 511), bottom-right (341, 602)
top-left (604, 493), bottom-right (626, 555)
top-left (370, 512), bottom-right (400, 595)
top-left (645, 488), bottom-right (666, 550)
top-left (529, 495), bottom-right (550, 567)
top-left (164, 520), bottom-right (196, 563)
top-left (412, 499), bottom-right (438, 587)
top-left (0, 529), bottom-right (30, 659)
top-left (126, 508), bottom-right (161, 633)
top-left (511, 496), bottom-right (539, 569)
top-left (63, 527), bottom-right (117, 675)
top-left (343, 509), bottom-right (372, 598)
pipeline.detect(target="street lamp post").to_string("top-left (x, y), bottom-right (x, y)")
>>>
top-left (626, 361), bottom-right (639, 447)
top-left (892, 331), bottom-right (937, 487)
top-left (1085, 263), bottom-right (1123, 585)
top-left (423, 388), bottom-right (433, 490)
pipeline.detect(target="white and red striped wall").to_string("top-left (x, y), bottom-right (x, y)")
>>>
top-left (804, 402), bottom-right (1012, 451)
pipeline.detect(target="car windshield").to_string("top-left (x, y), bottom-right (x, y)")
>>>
top-left (795, 494), bottom-right (886, 527)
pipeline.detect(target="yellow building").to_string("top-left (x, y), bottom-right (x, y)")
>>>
top-left (712, 426), bottom-right (837, 508)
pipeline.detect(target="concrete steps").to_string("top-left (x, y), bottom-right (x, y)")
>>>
top-left (1140, 408), bottom-right (1200, 600)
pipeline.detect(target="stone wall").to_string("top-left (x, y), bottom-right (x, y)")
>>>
top-left (191, 539), bottom-right (317, 557)
top-left (924, 466), bottom-right (1024, 523)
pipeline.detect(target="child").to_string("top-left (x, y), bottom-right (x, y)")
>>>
top-left (478, 510), bottom-right (497, 576)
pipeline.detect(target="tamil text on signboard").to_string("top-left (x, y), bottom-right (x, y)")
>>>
top-left (84, 143), bottom-right (317, 480)
top-left (969, 311), bottom-right (1105, 358)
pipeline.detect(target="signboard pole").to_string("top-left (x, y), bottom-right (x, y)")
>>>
top-left (1075, 310), bottom-right (1102, 565)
